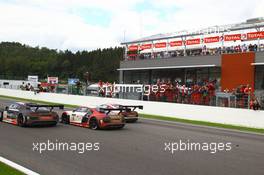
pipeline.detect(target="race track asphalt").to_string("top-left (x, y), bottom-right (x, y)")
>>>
top-left (0, 97), bottom-right (264, 175)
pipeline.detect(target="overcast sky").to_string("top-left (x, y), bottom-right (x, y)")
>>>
top-left (0, 0), bottom-right (264, 51)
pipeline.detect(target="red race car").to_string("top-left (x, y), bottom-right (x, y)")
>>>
top-left (61, 106), bottom-right (126, 129)
top-left (98, 104), bottom-right (143, 123)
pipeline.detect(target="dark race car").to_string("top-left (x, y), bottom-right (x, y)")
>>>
top-left (98, 104), bottom-right (143, 123)
top-left (61, 106), bottom-right (126, 130)
top-left (0, 102), bottom-right (64, 127)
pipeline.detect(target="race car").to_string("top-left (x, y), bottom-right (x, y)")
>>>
top-left (0, 102), bottom-right (64, 126)
top-left (60, 106), bottom-right (126, 129)
top-left (98, 104), bottom-right (143, 122)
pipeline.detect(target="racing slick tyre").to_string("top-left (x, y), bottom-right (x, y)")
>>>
top-left (50, 122), bottom-right (58, 127)
top-left (61, 113), bottom-right (70, 124)
top-left (126, 118), bottom-right (138, 123)
top-left (17, 114), bottom-right (26, 127)
top-left (118, 124), bottom-right (125, 129)
top-left (131, 119), bottom-right (138, 123)
top-left (89, 118), bottom-right (99, 130)
top-left (0, 112), bottom-right (3, 122)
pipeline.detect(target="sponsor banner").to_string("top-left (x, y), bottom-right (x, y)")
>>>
top-left (247, 31), bottom-right (264, 40)
top-left (28, 75), bottom-right (38, 82)
top-left (169, 41), bottom-right (183, 47)
top-left (154, 42), bottom-right (167, 48)
top-left (204, 36), bottom-right (220, 43)
top-left (47, 77), bottom-right (58, 84)
top-left (224, 34), bottom-right (241, 41)
top-left (68, 78), bottom-right (79, 85)
top-left (140, 44), bottom-right (152, 50)
top-left (128, 45), bottom-right (138, 51)
top-left (186, 38), bottom-right (201, 45)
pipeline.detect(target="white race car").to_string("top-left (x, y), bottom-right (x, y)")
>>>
top-left (60, 106), bottom-right (125, 129)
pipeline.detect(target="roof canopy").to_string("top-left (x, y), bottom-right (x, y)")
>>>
top-left (122, 18), bottom-right (264, 45)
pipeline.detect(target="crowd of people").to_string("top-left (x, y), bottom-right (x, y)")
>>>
top-left (224, 84), bottom-right (261, 110)
top-left (20, 82), bottom-right (34, 91)
top-left (146, 79), bottom-right (217, 106)
top-left (96, 79), bottom-right (262, 110)
top-left (20, 82), bottom-right (56, 93)
top-left (127, 43), bottom-right (264, 60)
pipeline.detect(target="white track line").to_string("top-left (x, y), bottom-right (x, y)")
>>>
top-left (0, 156), bottom-right (40, 175)
top-left (140, 117), bottom-right (264, 136)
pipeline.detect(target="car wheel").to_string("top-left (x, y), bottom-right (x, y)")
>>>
top-left (89, 119), bottom-right (98, 130)
top-left (17, 114), bottom-right (26, 127)
top-left (50, 122), bottom-right (57, 127)
top-left (61, 113), bottom-right (70, 124)
top-left (118, 124), bottom-right (125, 129)
top-left (0, 112), bottom-right (3, 122)
top-left (131, 119), bottom-right (138, 123)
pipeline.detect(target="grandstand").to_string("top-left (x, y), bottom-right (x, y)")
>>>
top-left (119, 18), bottom-right (264, 95)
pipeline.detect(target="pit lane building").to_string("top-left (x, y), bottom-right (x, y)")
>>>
top-left (119, 18), bottom-right (264, 93)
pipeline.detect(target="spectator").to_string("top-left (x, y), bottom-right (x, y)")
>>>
top-left (250, 97), bottom-right (261, 110)
top-left (254, 44), bottom-right (258, 51)
top-left (29, 84), bottom-right (34, 91)
top-left (98, 80), bottom-right (105, 97)
top-left (25, 83), bottom-right (31, 91)
top-left (20, 82), bottom-right (26, 90)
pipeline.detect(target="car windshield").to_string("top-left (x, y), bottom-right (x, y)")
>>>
top-left (29, 107), bottom-right (49, 111)
top-left (76, 107), bottom-right (88, 112)
top-left (96, 107), bottom-right (107, 113)
top-left (111, 104), bottom-right (120, 108)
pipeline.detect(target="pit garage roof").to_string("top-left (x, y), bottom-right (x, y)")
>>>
top-left (121, 18), bottom-right (264, 45)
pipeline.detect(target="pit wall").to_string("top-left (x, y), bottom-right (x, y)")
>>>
top-left (0, 88), bottom-right (263, 129)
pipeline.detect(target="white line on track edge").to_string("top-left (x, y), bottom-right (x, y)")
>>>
top-left (140, 117), bottom-right (264, 136)
top-left (0, 156), bottom-right (40, 175)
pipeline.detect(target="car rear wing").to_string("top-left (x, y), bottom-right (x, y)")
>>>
top-left (27, 104), bottom-right (64, 111)
top-left (98, 108), bottom-right (126, 115)
top-left (119, 105), bottom-right (143, 111)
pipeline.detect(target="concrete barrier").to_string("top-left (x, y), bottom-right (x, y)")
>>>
top-left (0, 88), bottom-right (264, 129)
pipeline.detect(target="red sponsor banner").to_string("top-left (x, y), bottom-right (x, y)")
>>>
top-left (140, 44), bottom-right (152, 50)
top-left (128, 45), bottom-right (138, 51)
top-left (224, 34), bottom-right (241, 41)
top-left (48, 77), bottom-right (58, 84)
top-left (169, 41), bottom-right (183, 47)
top-left (186, 38), bottom-right (201, 45)
top-left (204, 36), bottom-right (220, 43)
top-left (247, 31), bottom-right (264, 40)
top-left (41, 82), bottom-right (57, 87)
top-left (154, 42), bottom-right (167, 48)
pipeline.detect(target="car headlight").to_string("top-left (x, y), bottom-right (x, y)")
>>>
top-left (103, 117), bottom-right (111, 123)
top-left (121, 116), bottom-right (125, 123)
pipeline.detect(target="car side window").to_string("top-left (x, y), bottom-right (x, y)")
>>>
top-left (100, 105), bottom-right (107, 108)
top-left (9, 104), bottom-right (20, 110)
top-left (86, 109), bottom-right (93, 116)
top-left (76, 107), bottom-right (88, 113)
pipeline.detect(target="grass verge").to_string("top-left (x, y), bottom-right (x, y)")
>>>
top-left (0, 162), bottom-right (25, 175)
top-left (1, 95), bottom-right (264, 134)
